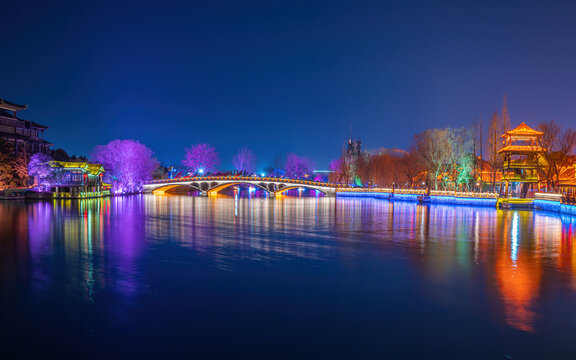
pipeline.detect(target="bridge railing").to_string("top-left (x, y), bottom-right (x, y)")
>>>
top-left (146, 176), bottom-right (341, 188)
top-left (145, 177), bottom-right (503, 199)
top-left (430, 190), bottom-right (499, 198)
top-left (336, 187), bottom-right (499, 198)
top-left (336, 187), bottom-right (425, 194)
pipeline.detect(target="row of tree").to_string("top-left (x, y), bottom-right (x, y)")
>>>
top-left (537, 120), bottom-right (576, 191)
top-left (17, 140), bottom-right (318, 194)
top-left (0, 139), bottom-right (27, 188)
top-left (182, 143), bottom-right (315, 179)
top-left (484, 99), bottom-right (576, 192)
top-left (329, 127), bottom-right (476, 190)
top-left (329, 150), bottom-right (421, 188)
top-left (328, 104), bottom-right (575, 192)
top-left (0, 139), bottom-right (92, 189)
top-left (6, 97), bottom-right (574, 194)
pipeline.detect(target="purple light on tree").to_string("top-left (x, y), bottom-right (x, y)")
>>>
top-left (284, 153), bottom-right (314, 179)
top-left (232, 147), bottom-right (256, 174)
top-left (183, 143), bottom-right (219, 175)
top-left (92, 139), bottom-right (159, 194)
top-left (28, 152), bottom-right (53, 189)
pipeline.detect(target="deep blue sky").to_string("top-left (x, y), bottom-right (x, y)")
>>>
top-left (2, 0), bottom-right (576, 169)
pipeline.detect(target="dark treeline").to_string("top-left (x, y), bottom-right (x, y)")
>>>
top-left (329, 98), bottom-right (576, 192)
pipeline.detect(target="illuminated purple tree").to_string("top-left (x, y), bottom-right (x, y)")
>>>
top-left (328, 158), bottom-right (350, 185)
top-left (284, 153), bottom-right (313, 179)
top-left (232, 147), bottom-right (256, 174)
top-left (27, 152), bottom-right (53, 187)
top-left (92, 139), bottom-right (159, 193)
top-left (183, 143), bottom-right (219, 175)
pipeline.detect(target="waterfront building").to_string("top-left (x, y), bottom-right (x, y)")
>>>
top-left (476, 157), bottom-right (503, 192)
top-left (559, 156), bottom-right (576, 195)
top-left (498, 122), bottom-right (544, 198)
top-left (0, 98), bottom-right (52, 156)
top-left (44, 161), bottom-right (109, 198)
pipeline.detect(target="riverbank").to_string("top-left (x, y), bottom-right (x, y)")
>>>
top-left (337, 188), bottom-right (498, 207)
top-left (1, 188), bottom-right (111, 200)
top-left (336, 188), bottom-right (576, 216)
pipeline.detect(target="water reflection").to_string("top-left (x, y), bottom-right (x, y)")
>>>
top-left (144, 195), bottom-right (338, 269)
top-left (7, 198), bottom-right (146, 305)
top-left (1, 195), bottom-right (576, 356)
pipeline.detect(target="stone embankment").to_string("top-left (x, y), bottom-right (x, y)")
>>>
top-left (337, 188), bottom-right (498, 207)
top-left (337, 188), bottom-right (576, 215)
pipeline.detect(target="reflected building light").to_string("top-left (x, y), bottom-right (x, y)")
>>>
top-left (474, 211), bottom-right (479, 264)
top-left (511, 212), bottom-right (519, 264)
top-left (419, 206), bottom-right (426, 253)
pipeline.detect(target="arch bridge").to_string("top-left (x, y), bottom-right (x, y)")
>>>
top-left (143, 176), bottom-right (339, 197)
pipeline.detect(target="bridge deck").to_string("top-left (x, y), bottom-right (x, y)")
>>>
top-left (146, 175), bottom-right (340, 187)
top-left (144, 176), bottom-right (341, 196)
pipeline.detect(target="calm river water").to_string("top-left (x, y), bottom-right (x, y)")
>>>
top-left (1, 195), bottom-right (576, 359)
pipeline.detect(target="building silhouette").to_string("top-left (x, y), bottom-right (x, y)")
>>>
top-left (0, 98), bottom-right (52, 156)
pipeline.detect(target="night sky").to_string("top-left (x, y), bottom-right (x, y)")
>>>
top-left (2, 0), bottom-right (576, 169)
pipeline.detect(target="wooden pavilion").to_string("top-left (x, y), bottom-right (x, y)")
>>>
top-left (498, 122), bottom-right (545, 198)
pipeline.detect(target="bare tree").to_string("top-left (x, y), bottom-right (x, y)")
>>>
top-left (450, 127), bottom-right (475, 190)
top-left (232, 147), bottom-right (256, 174)
top-left (28, 153), bottom-right (53, 186)
top-left (355, 153), bottom-right (374, 186)
top-left (329, 157), bottom-right (351, 185)
top-left (371, 153), bottom-right (394, 187)
top-left (0, 139), bottom-right (28, 188)
top-left (284, 153), bottom-right (313, 179)
top-left (501, 96), bottom-right (511, 134)
top-left (92, 139), bottom-right (159, 193)
top-left (413, 127), bottom-right (474, 190)
top-left (486, 112), bottom-right (502, 191)
top-left (414, 128), bottom-right (453, 190)
top-left (538, 120), bottom-right (576, 192)
top-left (183, 143), bottom-right (220, 174)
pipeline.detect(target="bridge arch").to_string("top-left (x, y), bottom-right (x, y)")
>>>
top-left (274, 185), bottom-right (328, 196)
top-left (144, 176), bottom-right (338, 197)
top-left (151, 183), bottom-right (202, 195)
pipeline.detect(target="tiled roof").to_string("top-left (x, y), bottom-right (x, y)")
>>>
top-left (502, 122), bottom-right (543, 137)
top-left (49, 161), bottom-right (104, 176)
top-left (0, 98), bottom-right (27, 112)
top-left (479, 171), bottom-right (503, 182)
top-left (498, 145), bottom-right (545, 153)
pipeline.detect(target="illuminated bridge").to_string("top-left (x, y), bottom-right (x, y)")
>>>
top-left (143, 176), bottom-right (340, 196)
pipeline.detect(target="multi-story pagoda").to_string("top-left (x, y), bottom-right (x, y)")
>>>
top-left (0, 98), bottom-right (52, 156)
top-left (498, 122), bottom-right (544, 198)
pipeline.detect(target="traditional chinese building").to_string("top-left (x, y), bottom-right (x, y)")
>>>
top-left (559, 156), bottom-right (576, 196)
top-left (46, 161), bottom-right (108, 198)
top-left (0, 98), bottom-right (52, 156)
top-left (475, 157), bottom-right (503, 192)
top-left (499, 122), bottom-right (544, 198)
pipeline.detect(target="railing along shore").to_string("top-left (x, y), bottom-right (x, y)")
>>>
top-left (336, 187), bottom-right (498, 198)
